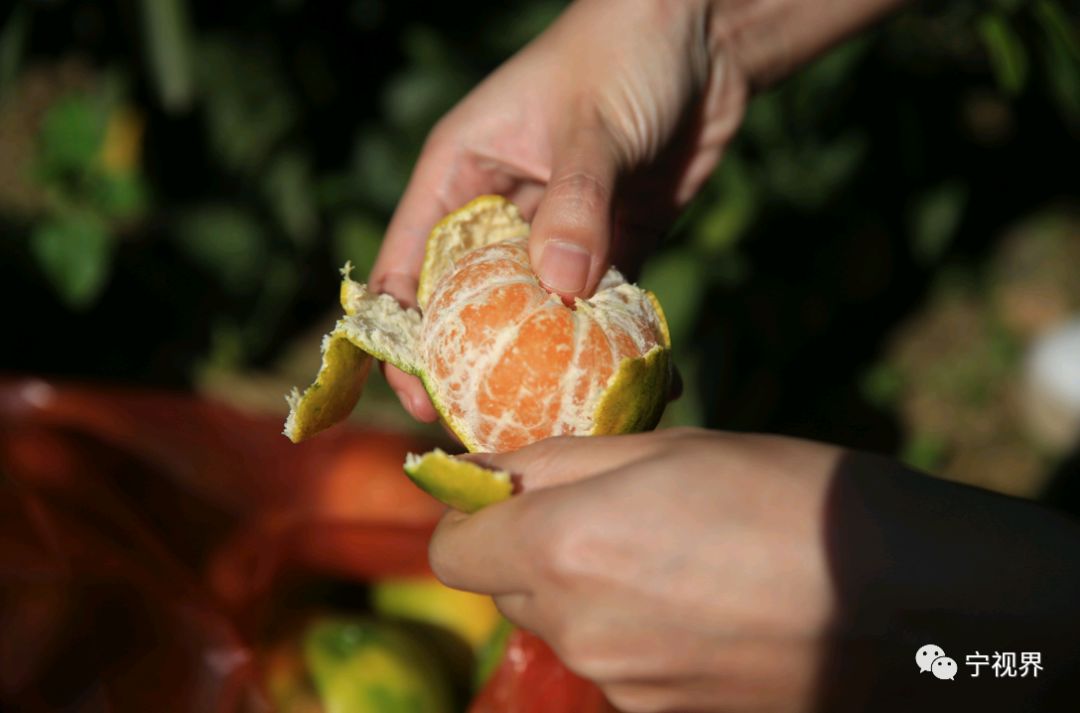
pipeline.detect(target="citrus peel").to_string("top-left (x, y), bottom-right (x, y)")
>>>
top-left (403, 449), bottom-right (513, 514)
top-left (285, 195), bottom-right (673, 510)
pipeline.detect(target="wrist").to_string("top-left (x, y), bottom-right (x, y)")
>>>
top-left (704, 0), bottom-right (907, 89)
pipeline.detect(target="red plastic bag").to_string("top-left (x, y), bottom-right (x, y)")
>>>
top-left (0, 377), bottom-right (610, 713)
top-left (469, 630), bottom-right (614, 713)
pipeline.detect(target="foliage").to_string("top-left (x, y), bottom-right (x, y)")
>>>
top-left (0, 0), bottom-right (1077, 460)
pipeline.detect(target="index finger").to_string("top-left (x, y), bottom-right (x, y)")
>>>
top-left (427, 431), bottom-right (673, 594)
top-left (429, 474), bottom-right (610, 597)
top-left (466, 430), bottom-right (673, 491)
top-left (369, 139), bottom-right (455, 421)
top-left (369, 140), bottom-right (455, 301)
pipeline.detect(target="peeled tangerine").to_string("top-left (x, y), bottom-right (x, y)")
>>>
top-left (285, 195), bottom-right (672, 511)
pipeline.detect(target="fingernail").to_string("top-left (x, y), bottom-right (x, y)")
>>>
top-left (538, 241), bottom-right (590, 295)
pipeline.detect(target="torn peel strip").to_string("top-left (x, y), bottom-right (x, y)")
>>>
top-left (404, 448), bottom-right (515, 513)
top-left (283, 283), bottom-right (421, 443)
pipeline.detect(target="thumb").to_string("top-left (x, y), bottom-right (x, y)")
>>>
top-left (462, 431), bottom-right (668, 493)
top-left (529, 122), bottom-right (620, 300)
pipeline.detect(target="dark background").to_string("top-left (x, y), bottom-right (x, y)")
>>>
top-left (1, 0), bottom-right (1078, 500)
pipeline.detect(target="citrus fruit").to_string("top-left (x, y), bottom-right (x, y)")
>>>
top-left (284, 195), bottom-right (672, 509)
top-left (304, 617), bottom-right (455, 713)
top-left (372, 575), bottom-right (503, 650)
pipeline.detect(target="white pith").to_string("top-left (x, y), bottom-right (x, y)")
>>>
top-left (338, 283), bottom-right (422, 374)
top-left (420, 237), bottom-right (664, 450)
top-left (283, 197), bottom-right (668, 450)
top-left (324, 243), bottom-right (664, 452)
top-left (404, 448), bottom-right (512, 485)
top-left (418, 199), bottom-right (531, 310)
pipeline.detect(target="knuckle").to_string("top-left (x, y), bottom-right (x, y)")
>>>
top-left (602, 685), bottom-right (677, 713)
top-left (536, 519), bottom-right (593, 586)
top-left (528, 435), bottom-right (576, 473)
top-left (545, 171), bottom-right (611, 219)
top-left (664, 425), bottom-right (707, 441)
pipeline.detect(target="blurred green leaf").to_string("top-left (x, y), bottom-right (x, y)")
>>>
top-left (203, 320), bottom-right (247, 371)
top-left (352, 129), bottom-right (410, 211)
top-left (742, 92), bottom-right (786, 147)
top-left (1035, 0), bottom-right (1080, 61)
top-left (910, 180), bottom-right (968, 264)
top-left (139, 0), bottom-right (194, 112)
top-left (1034, 0), bottom-right (1080, 121)
top-left (333, 213), bottom-right (383, 275)
top-left (174, 206), bottom-right (266, 295)
top-left (639, 249), bottom-right (706, 347)
top-left (197, 39), bottom-right (296, 172)
top-left (382, 68), bottom-right (470, 140)
top-left (978, 13), bottom-right (1029, 95)
top-left (94, 173), bottom-right (150, 221)
top-left (474, 618), bottom-right (513, 690)
top-left (315, 173), bottom-right (361, 211)
top-left (860, 363), bottom-right (905, 409)
top-left (659, 354), bottom-right (705, 428)
top-left (386, 27), bottom-right (473, 141)
top-left (485, 1), bottom-right (566, 56)
top-left (401, 26), bottom-right (452, 68)
top-left (790, 37), bottom-right (871, 118)
top-left (902, 432), bottom-right (948, 472)
top-left (706, 253), bottom-right (750, 288)
top-left (764, 134), bottom-right (867, 209)
top-left (30, 214), bottom-right (113, 309)
top-left (693, 157), bottom-right (757, 256)
top-left (350, 0), bottom-right (385, 31)
top-left (242, 255), bottom-right (299, 355)
top-left (264, 151), bottom-right (318, 246)
top-left (0, 5), bottom-right (29, 99)
top-left (36, 94), bottom-right (107, 180)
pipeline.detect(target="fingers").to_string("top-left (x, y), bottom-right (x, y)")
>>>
top-left (382, 365), bottom-right (438, 422)
top-left (429, 500), bottom-right (540, 595)
top-left (529, 120), bottom-right (620, 300)
top-left (369, 136), bottom-right (454, 417)
top-left (370, 140), bottom-right (453, 298)
top-left (428, 431), bottom-right (676, 595)
top-left (466, 431), bottom-right (670, 492)
top-left (362, 269), bottom-right (436, 421)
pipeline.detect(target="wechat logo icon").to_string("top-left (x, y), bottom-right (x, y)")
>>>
top-left (916, 644), bottom-right (957, 680)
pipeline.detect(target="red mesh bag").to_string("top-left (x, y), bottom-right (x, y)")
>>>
top-left (0, 378), bottom-right (609, 713)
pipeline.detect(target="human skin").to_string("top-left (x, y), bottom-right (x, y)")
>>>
top-left (430, 430), bottom-right (1080, 712)
top-left (369, 0), bottom-right (904, 421)
top-left (367, 0), bottom-right (1080, 708)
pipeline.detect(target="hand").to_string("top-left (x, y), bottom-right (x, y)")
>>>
top-left (429, 429), bottom-right (1080, 712)
top-left (369, 0), bottom-right (909, 422)
top-left (369, 0), bottom-right (747, 422)
top-left (431, 429), bottom-right (838, 712)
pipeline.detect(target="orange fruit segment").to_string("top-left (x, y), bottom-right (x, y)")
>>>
top-left (284, 195), bottom-right (673, 508)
